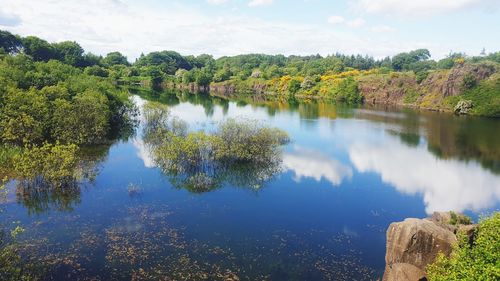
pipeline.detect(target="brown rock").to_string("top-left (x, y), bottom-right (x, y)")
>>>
top-left (383, 263), bottom-right (427, 281)
top-left (427, 211), bottom-right (458, 233)
top-left (383, 218), bottom-right (457, 280)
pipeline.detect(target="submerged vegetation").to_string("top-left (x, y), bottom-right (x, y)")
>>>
top-left (142, 102), bottom-right (289, 192)
top-left (427, 212), bottom-right (500, 280)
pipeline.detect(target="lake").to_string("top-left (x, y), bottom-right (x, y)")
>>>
top-left (2, 90), bottom-right (500, 280)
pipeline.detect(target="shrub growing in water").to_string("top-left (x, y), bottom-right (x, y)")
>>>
top-left (13, 142), bottom-right (80, 187)
top-left (142, 104), bottom-right (290, 192)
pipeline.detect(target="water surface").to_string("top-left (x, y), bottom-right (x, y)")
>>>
top-left (2, 91), bottom-right (500, 280)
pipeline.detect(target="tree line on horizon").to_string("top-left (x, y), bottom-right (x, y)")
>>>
top-left (2, 29), bottom-right (500, 88)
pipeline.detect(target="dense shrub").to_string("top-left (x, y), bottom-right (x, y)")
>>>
top-left (13, 143), bottom-right (79, 187)
top-left (142, 104), bottom-right (289, 192)
top-left (427, 212), bottom-right (500, 281)
top-left (0, 55), bottom-right (136, 146)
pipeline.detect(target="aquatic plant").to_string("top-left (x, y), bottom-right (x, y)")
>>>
top-left (6, 143), bottom-right (110, 214)
top-left (127, 183), bottom-right (142, 196)
top-left (142, 103), bottom-right (290, 192)
top-left (13, 142), bottom-right (80, 188)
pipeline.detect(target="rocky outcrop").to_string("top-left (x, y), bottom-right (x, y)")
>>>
top-left (442, 63), bottom-right (497, 97)
top-left (357, 72), bottom-right (418, 106)
top-left (358, 62), bottom-right (498, 112)
top-left (454, 100), bottom-right (473, 114)
top-left (209, 81), bottom-right (270, 98)
top-left (383, 212), bottom-right (477, 281)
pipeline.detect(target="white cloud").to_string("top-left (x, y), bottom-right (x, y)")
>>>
top-left (370, 24), bottom-right (395, 32)
top-left (346, 17), bottom-right (365, 28)
top-left (0, 8), bottom-right (21, 26)
top-left (327, 15), bottom-right (345, 24)
top-left (348, 138), bottom-right (500, 214)
top-left (353, 0), bottom-right (495, 17)
top-left (206, 0), bottom-right (229, 5)
top-left (0, 0), bottom-right (445, 59)
top-left (248, 0), bottom-right (274, 7)
top-left (283, 146), bottom-right (353, 186)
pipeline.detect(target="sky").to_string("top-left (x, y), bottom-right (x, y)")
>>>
top-left (0, 0), bottom-right (499, 60)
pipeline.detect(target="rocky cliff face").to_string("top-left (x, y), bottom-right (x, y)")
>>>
top-left (209, 80), bottom-right (270, 98)
top-left (358, 62), bottom-right (498, 112)
top-left (383, 212), bottom-right (477, 281)
top-left (357, 72), bottom-right (418, 106)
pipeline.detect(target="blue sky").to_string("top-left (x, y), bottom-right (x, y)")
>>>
top-left (0, 0), bottom-right (499, 60)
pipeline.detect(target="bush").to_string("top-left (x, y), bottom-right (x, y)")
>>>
top-left (427, 212), bottom-right (500, 281)
top-left (334, 77), bottom-right (362, 103)
top-left (142, 104), bottom-right (289, 191)
top-left (462, 73), bottom-right (477, 90)
top-left (449, 212), bottom-right (472, 225)
top-left (446, 74), bottom-right (500, 117)
top-left (13, 143), bottom-right (79, 187)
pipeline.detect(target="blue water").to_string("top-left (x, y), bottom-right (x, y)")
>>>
top-left (2, 92), bottom-right (499, 280)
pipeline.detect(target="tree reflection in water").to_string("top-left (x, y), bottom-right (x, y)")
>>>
top-left (12, 144), bottom-right (110, 215)
top-left (142, 102), bottom-right (290, 193)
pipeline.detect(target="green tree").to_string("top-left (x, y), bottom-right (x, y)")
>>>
top-left (0, 88), bottom-right (49, 145)
top-left (21, 36), bottom-right (56, 62)
top-left (102, 51), bottom-right (129, 66)
top-left (52, 41), bottom-right (84, 66)
top-left (392, 49), bottom-right (431, 71)
top-left (0, 30), bottom-right (22, 54)
top-left (288, 78), bottom-right (302, 95)
top-left (51, 91), bottom-right (111, 144)
top-left (84, 65), bottom-right (109, 77)
top-left (13, 142), bottom-right (79, 186)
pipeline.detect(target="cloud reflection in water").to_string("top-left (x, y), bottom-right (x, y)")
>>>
top-left (348, 137), bottom-right (500, 214)
top-left (283, 146), bottom-right (353, 186)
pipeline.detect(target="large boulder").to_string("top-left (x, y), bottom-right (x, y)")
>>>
top-left (383, 263), bottom-right (426, 281)
top-left (454, 100), bottom-right (473, 115)
top-left (383, 216), bottom-right (458, 281)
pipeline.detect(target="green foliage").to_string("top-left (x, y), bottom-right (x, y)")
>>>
top-left (194, 68), bottom-right (213, 87)
top-left (0, 145), bottom-right (21, 177)
top-left (328, 77), bottom-right (362, 104)
top-left (427, 212), bottom-right (500, 281)
top-left (27, 60), bottom-right (80, 89)
top-left (0, 30), bottom-right (22, 54)
top-left (213, 66), bottom-right (232, 82)
top-left (446, 74), bottom-right (500, 117)
top-left (84, 65), bottom-right (109, 77)
top-left (449, 212), bottom-right (472, 225)
top-left (287, 78), bottom-right (302, 95)
top-left (215, 118), bottom-right (290, 162)
top-left (0, 244), bottom-right (41, 281)
top-left (416, 70), bottom-right (430, 83)
top-left (135, 50), bottom-right (191, 74)
top-left (13, 143), bottom-right (79, 187)
top-left (462, 73), bottom-right (477, 90)
top-left (102, 51), bottom-right (129, 66)
top-left (142, 103), bottom-right (289, 192)
top-left (392, 49), bottom-right (431, 71)
top-left (0, 88), bottom-right (50, 145)
top-left (404, 89), bottom-right (420, 104)
top-left (437, 53), bottom-right (466, 69)
top-left (51, 41), bottom-right (85, 66)
top-left (51, 91), bottom-right (111, 144)
top-left (0, 52), bottom-right (136, 146)
top-left (21, 36), bottom-right (56, 62)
